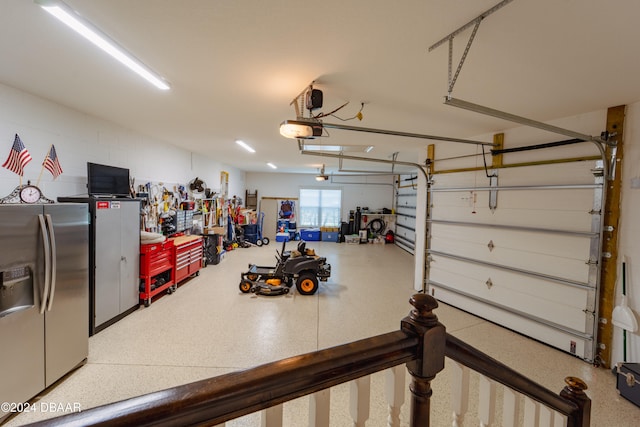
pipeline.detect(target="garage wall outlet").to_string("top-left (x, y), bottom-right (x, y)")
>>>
top-left (631, 177), bottom-right (640, 189)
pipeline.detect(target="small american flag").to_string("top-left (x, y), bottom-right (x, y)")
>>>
top-left (43, 144), bottom-right (63, 179)
top-left (2, 134), bottom-right (32, 176)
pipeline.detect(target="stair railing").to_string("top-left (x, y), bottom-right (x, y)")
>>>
top-left (24, 293), bottom-right (590, 427)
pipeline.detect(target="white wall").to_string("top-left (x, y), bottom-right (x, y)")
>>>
top-left (0, 83), bottom-right (245, 201)
top-left (616, 101), bottom-right (640, 365)
top-left (245, 172), bottom-right (395, 222)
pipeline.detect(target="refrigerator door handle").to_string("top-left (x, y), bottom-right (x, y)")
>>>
top-left (38, 214), bottom-right (51, 314)
top-left (45, 214), bottom-right (57, 311)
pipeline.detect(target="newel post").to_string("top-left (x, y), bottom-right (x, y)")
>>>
top-left (560, 376), bottom-right (591, 427)
top-left (401, 293), bottom-right (446, 427)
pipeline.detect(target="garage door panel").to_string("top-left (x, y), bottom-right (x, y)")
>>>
top-left (431, 285), bottom-right (589, 359)
top-left (431, 209), bottom-right (593, 231)
top-left (496, 190), bottom-right (594, 213)
top-left (430, 261), bottom-right (590, 332)
top-left (431, 257), bottom-right (590, 310)
top-left (495, 162), bottom-right (598, 185)
top-left (430, 235), bottom-right (591, 283)
top-left (431, 224), bottom-right (591, 259)
top-left (430, 191), bottom-right (594, 231)
top-left (431, 186), bottom-right (594, 210)
top-left (396, 175), bottom-right (417, 254)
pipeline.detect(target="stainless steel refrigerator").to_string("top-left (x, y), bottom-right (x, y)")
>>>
top-left (0, 203), bottom-right (89, 421)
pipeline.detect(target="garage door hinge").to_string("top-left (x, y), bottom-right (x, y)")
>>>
top-left (585, 259), bottom-right (598, 265)
top-left (589, 209), bottom-right (601, 215)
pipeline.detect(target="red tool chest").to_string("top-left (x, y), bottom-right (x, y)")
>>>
top-left (171, 235), bottom-right (204, 284)
top-left (139, 239), bottom-right (175, 307)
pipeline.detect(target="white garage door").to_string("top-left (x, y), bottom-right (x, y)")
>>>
top-left (395, 174), bottom-right (418, 254)
top-left (428, 161), bottom-right (602, 362)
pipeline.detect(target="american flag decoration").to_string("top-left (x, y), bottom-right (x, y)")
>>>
top-left (2, 134), bottom-right (32, 176)
top-left (43, 144), bottom-right (63, 179)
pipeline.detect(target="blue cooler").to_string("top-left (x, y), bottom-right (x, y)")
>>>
top-left (300, 228), bottom-right (321, 241)
top-left (276, 232), bottom-right (290, 242)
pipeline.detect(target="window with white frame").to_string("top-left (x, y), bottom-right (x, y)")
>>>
top-left (299, 188), bottom-right (342, 228)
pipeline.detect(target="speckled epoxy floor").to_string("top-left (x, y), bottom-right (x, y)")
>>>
top-left (4, 242), bottom-right (639, 426)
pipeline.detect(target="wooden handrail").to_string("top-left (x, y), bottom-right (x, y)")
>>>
top-left (22, 294), bottom-right (590, 427)
top-left (26, 332), bottom-right (419, 426)
top-left (445, 333), bottom-right (590, 426)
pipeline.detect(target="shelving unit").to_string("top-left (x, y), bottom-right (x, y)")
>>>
top-left (245, 190), bottom-right (258, 209)
top-left (194, 196), bottom-right (228, 238)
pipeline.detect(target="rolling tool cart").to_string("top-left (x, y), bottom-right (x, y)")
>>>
top-left (139, 239), bottom-right (176, 307)
top-left (255, 211), bottom-right (270, 246)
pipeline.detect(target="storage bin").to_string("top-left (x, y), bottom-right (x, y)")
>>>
top-left (300, 228), bottom-right (321, 241)
top-left (321, 231), bottom-right (338, 242)
top-left (345, 235), bottom-right (360, 244)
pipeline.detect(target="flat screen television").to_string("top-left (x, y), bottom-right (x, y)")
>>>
top-left (87, 162), bottom-right (131, 197)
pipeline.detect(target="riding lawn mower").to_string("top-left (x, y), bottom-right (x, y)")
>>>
top-left (239, 240), bottom-right (331, 296)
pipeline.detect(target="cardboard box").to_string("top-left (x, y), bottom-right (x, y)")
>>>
top-left (205, 226), bottom-right (226, 235)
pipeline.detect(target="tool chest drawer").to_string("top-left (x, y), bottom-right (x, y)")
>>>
top-left (171, 235), bottom-right (204, 283)
top-left (139, 240), bottom-right (176, 307)
top-left (140, 241), bottom-right (174, 276)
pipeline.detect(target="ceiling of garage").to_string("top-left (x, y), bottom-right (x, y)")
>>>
top-left (1, 0), bottom-right (639, 175)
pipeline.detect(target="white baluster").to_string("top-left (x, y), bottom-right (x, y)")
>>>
top-left (450, 361), bottom-right (470, 427)
top-left (502, 387), bottom-right (521, 427)
top-left (553, 410), bottom-right (567, 427)
top-left (309, 389), bottom-right (331, 427)
top-left (538, 405), bottom-right (553, 427)
top-left (523, 396), bottom-right (539, 427)
top-left (350, 375), bottom-right (371, 427)
top-left (261, 404), bottom-right (283, 427)
top-left (478, 375), bottom-right (496, 427)
top-left (385, 365), bottom-right (406, 427)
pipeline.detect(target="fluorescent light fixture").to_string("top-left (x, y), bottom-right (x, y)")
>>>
top-left (267, 162), bottom-right (277, 169)
top-left (279, 120), bottom-right (323, 139)
top-left (35, 0), bottom-right (170, 90)
top-left (303, 144), bottom-right (374, 153)
top-left (235, 140), bottom-right (255, 153)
